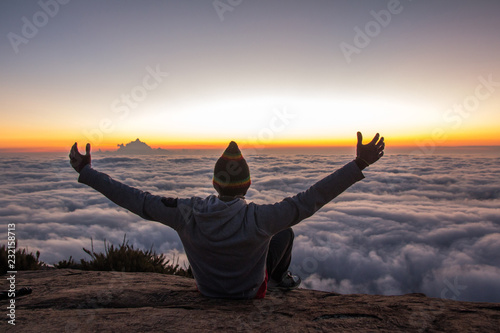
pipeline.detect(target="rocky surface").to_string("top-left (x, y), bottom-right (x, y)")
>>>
top-left (1, 269), bottom-right (500, 332)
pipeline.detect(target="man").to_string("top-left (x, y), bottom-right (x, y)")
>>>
top-left (69, 132), bottom-right (384, 299)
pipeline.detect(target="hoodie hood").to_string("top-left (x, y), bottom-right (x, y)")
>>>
top-left (192, 195), bottom-right (248, 242)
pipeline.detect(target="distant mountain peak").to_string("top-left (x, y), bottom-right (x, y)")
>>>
top-left (115, 138), bottom-right (166, 154)
top-left (117, 138), bottom-right (152, 151)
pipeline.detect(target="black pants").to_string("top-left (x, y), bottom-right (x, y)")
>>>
top-left (266, 228), bottom-right (294, 282)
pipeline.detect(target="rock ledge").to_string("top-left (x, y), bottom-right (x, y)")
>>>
top-left (2, 269), bottom-right (500, 332)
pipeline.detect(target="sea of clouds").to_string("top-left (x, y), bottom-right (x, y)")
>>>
top-left (1, 149), bottom-right (499, 302)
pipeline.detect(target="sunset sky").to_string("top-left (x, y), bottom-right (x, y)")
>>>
top-left (1, 0), bottom-right (499, 152)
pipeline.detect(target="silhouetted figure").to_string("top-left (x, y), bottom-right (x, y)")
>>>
top-left (69, 132), bottom-right (384, 299)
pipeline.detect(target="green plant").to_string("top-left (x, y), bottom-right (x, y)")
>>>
top-left (54, 256), bottom-right (80, 269)
top-left (0, 243), bottom-right (45, 274)
top-left (55, 235), bottom-right (193, 278)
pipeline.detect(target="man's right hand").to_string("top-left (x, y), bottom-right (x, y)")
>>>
top-left (356, 132), bottom-right (385, 169)
top-left (69, 142), bottom-right (91, 173)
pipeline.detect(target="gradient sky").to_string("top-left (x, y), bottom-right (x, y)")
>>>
top-left (1, 0), bottom-right (499, 151)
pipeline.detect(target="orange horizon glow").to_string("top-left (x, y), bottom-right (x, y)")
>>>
top-left (1, 133), bottom-right (499, 153)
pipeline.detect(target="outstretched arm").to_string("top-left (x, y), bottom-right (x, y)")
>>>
top-left (255, 132), bottom-right (385, 235)
top-left (68, 143), bottom-right (184, 230)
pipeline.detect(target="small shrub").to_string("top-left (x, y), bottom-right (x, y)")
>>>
top-left (54, 256), bottom-right (80, 269)
top-left (56, 235), bottom-right (193, 278)
top-left (0, 243), bottom-right (45, 274)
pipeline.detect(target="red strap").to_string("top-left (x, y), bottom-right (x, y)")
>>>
top-left (254, 270), bottom-right (268, 299)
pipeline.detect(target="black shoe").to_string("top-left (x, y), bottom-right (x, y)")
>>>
top-left (269, 271), bottom-right (301, 291)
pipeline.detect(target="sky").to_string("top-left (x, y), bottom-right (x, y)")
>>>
top-left (1, 0), bottom-right (500, 151)
top-left (1, 152), bottom-right (499, 302)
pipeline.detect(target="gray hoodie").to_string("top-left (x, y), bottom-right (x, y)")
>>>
top-left (78, 160), bottom-right (364, 299)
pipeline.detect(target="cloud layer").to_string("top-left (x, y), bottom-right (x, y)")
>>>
top-left (1, 151), bottom-right (499, 302)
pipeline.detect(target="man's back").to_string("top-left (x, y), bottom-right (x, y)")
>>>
top-left (178, 195), bottom-right (270, 299)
